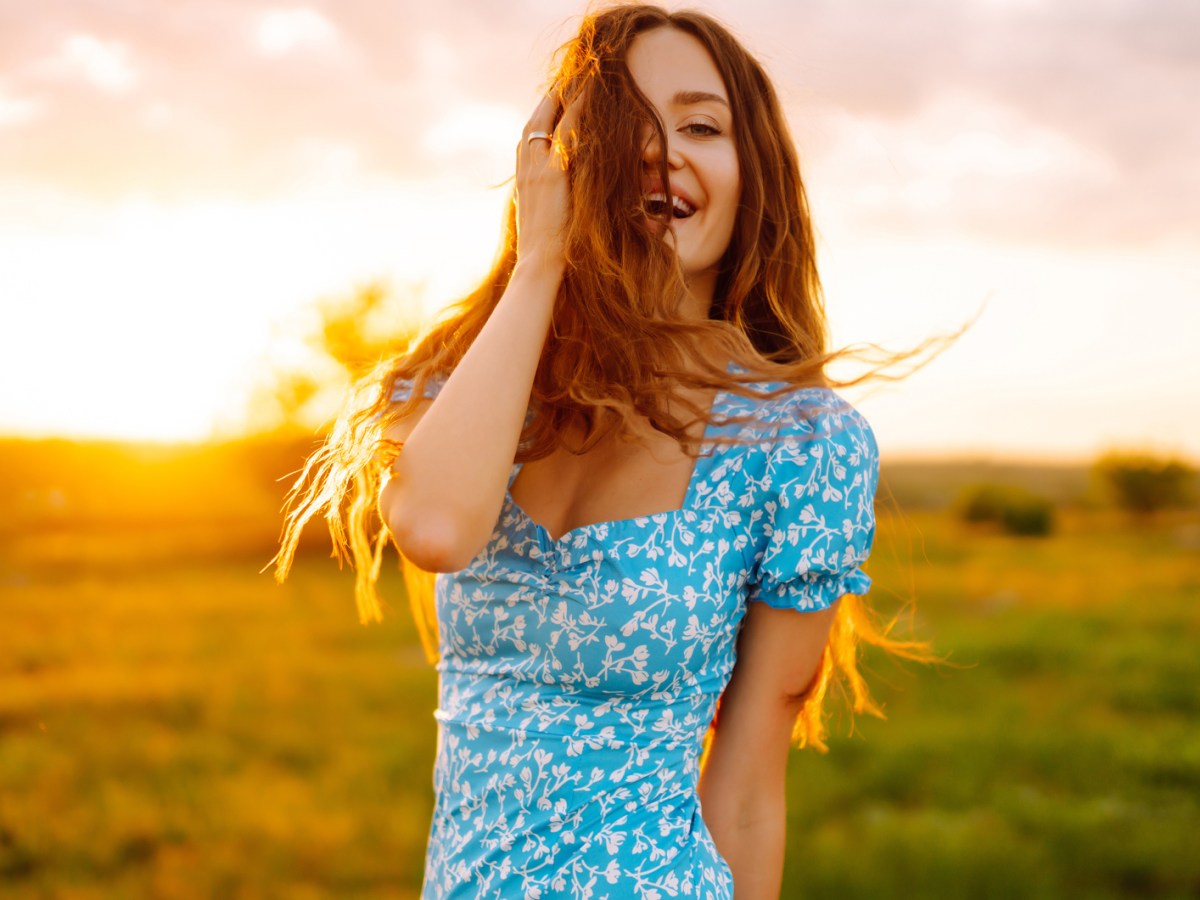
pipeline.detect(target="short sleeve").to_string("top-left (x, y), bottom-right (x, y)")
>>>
top-left (748, 395), bottom-right (880, 612)
top-left (389, 373), bottom-right (445, 405)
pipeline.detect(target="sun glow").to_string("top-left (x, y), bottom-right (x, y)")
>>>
top-left (0, 1), bottom-right (1197, 463)
top-left (0, 182), bottom-right (509, 441)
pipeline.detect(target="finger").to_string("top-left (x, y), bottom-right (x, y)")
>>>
top-left (552, 91), bottom-right (582, 146)
top-left (544, 91), bottom-right (584, 171)
top-left (522, 92), bottom-right (559, 143)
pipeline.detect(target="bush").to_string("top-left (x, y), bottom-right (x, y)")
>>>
top-left (1092, 452), bottom-right (1196, 516)
top-left (955, 483), bottom-right (1056, 536)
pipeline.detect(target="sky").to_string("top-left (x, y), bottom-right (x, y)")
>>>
top-left (1, 0), bottom-right (1197, 462)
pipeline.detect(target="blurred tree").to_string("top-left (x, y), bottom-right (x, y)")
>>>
top-left (954, 483), bottom-right (1055, 536)
top-left (1092, 452), bottom-right (1196, 516)
top-left (956, 483), bottom-right (1008, 524)
top-left (244, 282), bottom-right (424, 436)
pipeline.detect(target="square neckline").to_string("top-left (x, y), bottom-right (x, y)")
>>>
top-left (505, 378), bottom-right (731, 548)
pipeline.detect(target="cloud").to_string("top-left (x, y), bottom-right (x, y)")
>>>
top-left (0, 0), bottom-right (562, 202)
top-left (421, 102), bottom-right (527, 161)
top-left (802, 90), bottom-right (1129, 248)
top-left (256, 7), bottom-right (340, 56)
top-left (732, 0), bottom-right (1200, 244)
top-left (0, 81), bottom-right (46, 127)
top-left (38, 33), bottom-right (139, 92)
top-left (0, 0), bottom-right (1194, 245)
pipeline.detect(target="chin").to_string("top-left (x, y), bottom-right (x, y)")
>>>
top-left (676, 249), bottom-right (718, 278)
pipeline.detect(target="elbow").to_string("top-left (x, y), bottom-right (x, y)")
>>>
top-left (386, 507), bottom-right (486, 573)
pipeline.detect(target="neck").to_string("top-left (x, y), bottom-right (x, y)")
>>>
top-left (680, 269), bottom-right (718, 320)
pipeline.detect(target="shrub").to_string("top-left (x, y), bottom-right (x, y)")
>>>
top-left (954, 483), bottom-right (1055, 536)
top-left (1092, 452), bottom-right (1196, 516)
top-left (957, 484), bottom-right (1008, 524)
top-left (998, 493), bottom-right (1055, 536)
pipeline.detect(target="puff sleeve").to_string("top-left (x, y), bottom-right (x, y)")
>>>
top-left (747, 394), bottom-right (880, 612)
top-left (388, 373), bottom-right (445, 405)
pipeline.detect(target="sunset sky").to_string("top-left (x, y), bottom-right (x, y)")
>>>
top-left (2, 0), bottom-right (1196, 462)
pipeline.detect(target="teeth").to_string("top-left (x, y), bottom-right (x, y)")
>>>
top-left (644, 191), bottom-right (696, 218)
top-left (672, 196), bottom-right (695, 217)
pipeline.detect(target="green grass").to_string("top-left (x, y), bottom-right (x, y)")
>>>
top-left (783, 509), bottom-right (1200, 899)
top-left (1, 559), bottom-right (436, 898)
top-left (2, 501), bottom-right (1198, 897)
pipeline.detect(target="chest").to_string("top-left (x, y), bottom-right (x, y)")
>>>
top-left (435, 409), bottom-right (774, 690)
top-left (509, 422), bottom-right (704, 544)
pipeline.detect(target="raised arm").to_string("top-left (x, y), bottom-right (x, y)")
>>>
top-left (380, 95), bottom-right (576, 572)
top-left (698, 601), bottom-right (836, 899)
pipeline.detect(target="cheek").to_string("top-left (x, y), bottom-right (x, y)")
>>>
top-left (714, 173), bottom-right (740, 237)
top-left (712, 156), bottom-right (740, 223)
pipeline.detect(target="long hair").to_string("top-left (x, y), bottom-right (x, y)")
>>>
top-left (273, 3), bottom-right (952, 752)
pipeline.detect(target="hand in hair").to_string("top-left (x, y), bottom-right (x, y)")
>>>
top-left (380, 93), bottom-right (586, 574)
top-left (515, 90), bottom-right (581, 277)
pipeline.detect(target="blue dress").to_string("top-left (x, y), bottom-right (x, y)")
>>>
top-left (391, 369), bottom-right (880, 899)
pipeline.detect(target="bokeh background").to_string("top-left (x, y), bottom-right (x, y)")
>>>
top-left (2, 1), bottom-right (1197, 897)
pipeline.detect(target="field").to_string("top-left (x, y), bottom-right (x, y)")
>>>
top-left (1, 439), bottom-right (1198, 898)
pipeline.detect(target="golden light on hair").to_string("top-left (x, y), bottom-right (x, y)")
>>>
top-left (273, 4), bottom-right (955, 751)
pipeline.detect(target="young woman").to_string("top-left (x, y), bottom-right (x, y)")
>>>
top-left (276, 5), bottom-right (935, 897)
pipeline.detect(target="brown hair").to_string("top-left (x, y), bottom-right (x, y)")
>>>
top-left (273, 3), bottom-right (953, 751)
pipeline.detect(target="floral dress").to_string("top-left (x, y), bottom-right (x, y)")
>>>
top-left (391, 368), bottom-right (880, 900)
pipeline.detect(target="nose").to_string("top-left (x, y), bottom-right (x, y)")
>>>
top-left (641, 124), bottom-right (683, 170)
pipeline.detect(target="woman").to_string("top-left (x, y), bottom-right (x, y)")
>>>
top-left (276, 5), bottom-right (935, 897)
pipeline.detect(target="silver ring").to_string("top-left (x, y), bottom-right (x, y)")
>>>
top-left (526, 131), bottom-right (553, 146)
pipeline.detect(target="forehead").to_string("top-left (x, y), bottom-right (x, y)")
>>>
top-left (625, 27), bottom-right (728, 105)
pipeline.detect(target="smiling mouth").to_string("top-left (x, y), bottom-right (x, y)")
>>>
top-left (643, 192), bottom-right (696, 219)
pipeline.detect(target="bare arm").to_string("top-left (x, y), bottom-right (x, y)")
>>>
top-left (380, 95), bottom-right (577, 572)
top-left (698, 601), bottom-right (837, 899)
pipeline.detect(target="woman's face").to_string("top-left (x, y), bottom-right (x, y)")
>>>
top-left (626, 27), bottom-right (741, 292)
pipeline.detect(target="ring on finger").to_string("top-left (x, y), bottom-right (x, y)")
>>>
top-left (526, 131), bottom-right (553, 146)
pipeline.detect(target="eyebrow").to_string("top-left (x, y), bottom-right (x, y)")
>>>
top-left (672, 90), bottom-right (729, 109)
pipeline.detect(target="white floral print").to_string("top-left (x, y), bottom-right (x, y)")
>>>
top-left (391, 368), bottom-right (879, 899)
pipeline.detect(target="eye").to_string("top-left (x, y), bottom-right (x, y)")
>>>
top-left (682, 121), bottom-right (721, 137)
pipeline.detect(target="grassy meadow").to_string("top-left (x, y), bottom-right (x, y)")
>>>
top-left (1, 438), bottom-right (1198, 898)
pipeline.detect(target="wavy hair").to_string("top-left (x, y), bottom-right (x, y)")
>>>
top-left (273, 3), bottom-right (954, 752)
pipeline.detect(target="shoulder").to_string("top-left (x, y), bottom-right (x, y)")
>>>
top-left (731, 377), bottom-right (877, 457)
top-left (734, 381), bottom-right (880, 511)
